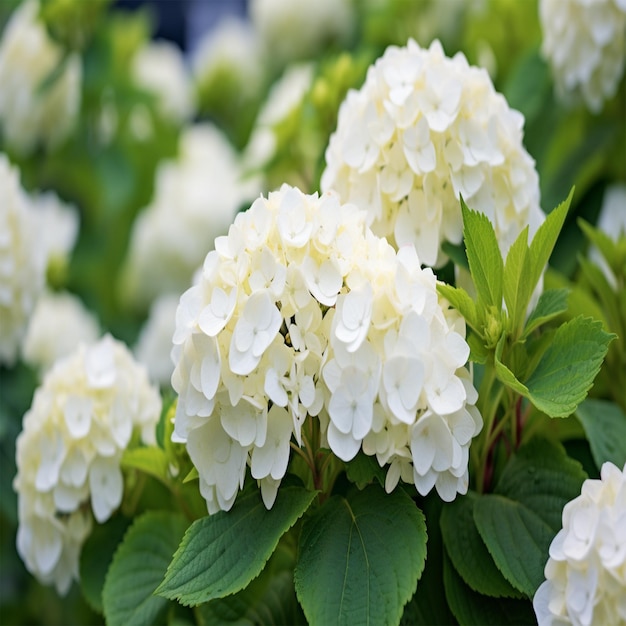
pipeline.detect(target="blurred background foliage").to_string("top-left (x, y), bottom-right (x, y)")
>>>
top-left (0, 0), bottom-right (623, 623)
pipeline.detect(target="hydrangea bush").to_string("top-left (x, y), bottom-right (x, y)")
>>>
top-left (1, 1), bottom-right (624, 625)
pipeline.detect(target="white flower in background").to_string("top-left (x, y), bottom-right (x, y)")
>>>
top-left (134, 292), bottom-right (179, 387)
top-left (0, 155), bottom-right (47, 366)
top-left (132, 39), bottom-right (195, 123)
top-left (192, 16), bottom-right (264, 102)
top-left (122, 123), bottom-right (260, 309)
top-left (243, 63), bottom-right (314, 174)
top-left (540, 0), bottom-right (626, 113)
top-left (13, 334), bottom-right (161, 595)
top-left (29, 190), bottom-right (80, 271)
top-left (322, 39), bottom-right (544, 268)
top-left (249, 0), bottom-right (355, 68)
top-left (171, 184), bottom-right (482, 514)
top-left (22, 290), bottom-right (100, 375)
top-left (589, 183), bottom-right (626, 289)
top-left (0, 0), bottom-right (81, 155)
top-left (533, 462), bottom-right (626, 626)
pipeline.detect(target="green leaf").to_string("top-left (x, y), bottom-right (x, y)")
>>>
top-left (294, 485), bottom-right (426, 626)
top-left (121, 446), bottom-right (171, 486)
top-left (436, 283), bottom-right (479, 331)
top-left (523, 288), bottom-right (570, 337)
top-left (440, 492), bottom-right (521, 598)
top-left (474, 495), bottom-right (554, 597)
top-left (157, 485), bottom-right (315, 606)
top-left (102, 511), bottom-right (188, 626)
top-left (461, 198), bottom-right (504, 309)
top-left (443, 552), bottom-right (535, 626)
top-left (527, 189), bottom-right (573, 295)
top-left (503, 226), bottom-right (530, 335)
top-left (576, 399), bottom-right (626, 469)
top-left (474, 438), bottom-right (586, 596)
top-left (195, 543), bottom-right (305, 626)
top-left (524, 316), bottom-right (615, 417)
top-left (578, 218), bottom-right (619, 271)
top-left (494, 335), bottom-right (528, 396)
top-left (345, 453), bottom-right (385, 490)
top-left (400, 495), bottom-right (454, 626)
top-left (79, 514), bottom-right (130, 613)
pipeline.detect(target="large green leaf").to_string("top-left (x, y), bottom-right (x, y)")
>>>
top-left (102, 511), bottom-right (189, 626)
top-left (345, 453), bottom-right (385, 490)
top-left (461, 199), bottom-right (504, 309)
top-left (524, 316), bottom-right (615, 417)
top-left (473, 438), bottom-right (587, 596)
top-left (79, 514), bottom-right (130, 613)
top-left (157, 484), bottom-right (315, 606)
top-left (195, 544), bottom-right (305, 626)
top-left (294, 485), bottom-right (427, 626)
top-left (440, 492), bottom-right (521, 598)
top-left (443, 552), bottom-right (535, 626)
top-left (576, 399), bottom-right (626, 469)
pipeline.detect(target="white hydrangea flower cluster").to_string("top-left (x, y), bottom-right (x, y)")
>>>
top-left (249, 0), bottom-right (355, 68)
top-left (14, 334), bottom-right (161, 595)
top-left (540, 0), bottom-right (626, 113)
top-left (533, 462), bottom-right (626, 626)
top-left (132, 39), bottom-right (195, 123)
top-left (171, 184), bottom-right (482, 514)
top-left (123, 123), bottom-right (260, 309)
top-left (0, 155), bottom-right (47, 366)
top-left (22, 290), bottom-right (101, 375)
top-left (322, 39), bottom-right (544, 268)
top-left (0, 0), bottom-right (81, 155)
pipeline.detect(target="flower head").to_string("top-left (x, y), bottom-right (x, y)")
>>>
top-left (0, 0), bottom-right (81, 154)
top-left (322, 39), bottom-right (544, 267)
top-left (540, 0), bottom-right (626, 112)
top-left (533, 462), bottom-right (626, 626)
top-left (13, 335), bottom-right (161, 595)
top-left (171, 185), bottom-right (482, 513)
top-left (0, 155), bottom-right (47, 366)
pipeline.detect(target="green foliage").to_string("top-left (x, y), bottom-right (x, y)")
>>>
top-left (473, 438), bottom-right (587, 596)
top-left (294, 485), bottom-right (427, 626)
top-left (79, 514), bottom-right (130, 613)
top-left (576, 399), bottom-right (626, 469)
top-left (157, 484), bottom-right (315, 606)
top-left (102, 511), bottom-right (189, 626)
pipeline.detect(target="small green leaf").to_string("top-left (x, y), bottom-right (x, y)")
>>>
top-left (443, 550), bottom-right (535, 625)
top-left (157, 484), bottom-right (315, 606)
top-left (474, 438), bottom-right (586, 596)
top-left (294, 485), bottom-right (427, 626)
top-left (437, 283), bottom-right (479, 331)
top-left (494, 335), bottom-right (528, 396)
top-left (79, 514), bottom-right (130, 613)
top-left (102, 511), bottom-right (189, 626)
top-left (524, 316), bottom-right (615, 417)
top-left (344, 453), bottom-right (385, 489)
top-left (576, 399), bottom-right (626, 469)
top-left (441, 492), bottom-right (522, 598)
top-left (523, 288), bottom-right (570, 337)
top-left (121, 446), bottom-right (171, 486)
top-left (503, 226), bottom-right (531, 334)
top-left (578, 218), bottom-right (619, 271)
top-left (527, 189), bottom-right (573, 295)
top-left (461, 198), bottom-right (504, 309)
